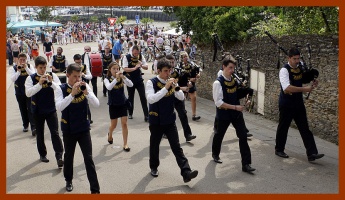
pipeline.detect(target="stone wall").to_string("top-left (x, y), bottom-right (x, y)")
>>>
top-left (196, 34), bottom-right (339, 144)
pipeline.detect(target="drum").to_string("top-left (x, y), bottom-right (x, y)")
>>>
top-left (55, 72), bottom-right (67, 83)
top-left (89, 52), bottom-right (103, 77)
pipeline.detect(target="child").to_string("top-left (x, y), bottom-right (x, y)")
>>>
top-left (104, 62), bottom-right (133, 151)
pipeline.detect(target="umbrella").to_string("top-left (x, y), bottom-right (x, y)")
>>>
top-left (7, 20), bottom-right (62, 29)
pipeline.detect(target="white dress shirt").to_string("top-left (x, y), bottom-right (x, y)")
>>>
top-left (146, 76), bottom-right (184, 104)
top-left (54, 83), bottom-right (99, 112)
top-left (279, 62), bottom-right (293, 91)
top-left (122, 53), bottom-right (148, 68)
top-left (213, 74), bottom-right (233, 108)
top-left (81, 63), bottom-right (92, 80)
top-left (25, 72), bottom-right (62, 97)
top-left (10, 64), bottom-right (36, 82)
top-left (104, 76), bottom-right (133, 90)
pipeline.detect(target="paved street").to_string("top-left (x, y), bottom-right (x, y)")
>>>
top-left (6, 41), bottom-right (338, 194)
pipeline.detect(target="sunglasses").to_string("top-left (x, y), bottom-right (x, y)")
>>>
top-left (84, 49), bottom-right (91, 51)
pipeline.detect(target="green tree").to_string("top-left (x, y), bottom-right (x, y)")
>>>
top-left (164, 6), bottom-right (338, 45)
top-left (169, 21), bottom-right (178, 29)
top-left (117, 15), bottom-right (127, 24)
top-left (90, 16), bottom-right (98, 29)
top-left (141, 17), bottom-right (154, 30)
top-left (70, 15), bottom-right (79, 23)
top-left (37, 6), bottom-right (53, 26)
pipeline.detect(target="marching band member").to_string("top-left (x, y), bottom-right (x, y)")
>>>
top-left (212, 57), bottom-right (255, 173)
top-left (10, 53), bottom-right (36, 135)
top-left (49, 47), bottom-right (68, 83)
top-left (275, 47), bottom-right (324, 161)
top-left (25, 56), bottom-right (64, 168)
top-left (146, 58), bottom-right (198, 182)
top-left (104, 62), bottom-right (133, 151)
top-left (54, 63), bottom-right (100, 194)
top-left (179, 51), bottom-right (201, 121)
top-left (122, 45), bottom-right (149, 121)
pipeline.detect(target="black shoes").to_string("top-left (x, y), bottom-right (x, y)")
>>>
top-left (151, 169), bottom-right (159, 177)
top-left (23, 127), bottom-right (28, 132)
top-left (40, 156), bottom-right (49, 163)
top-left (192, 115), bottom-right (201, 121)
top-left (57, 159), bottom-right (64, 169)
top-left (275, 151), bottom-right (289, 158)
top-left (66, 181), bottom-right (73, 192)
top-left (128, 115), bottom-right (133, 119)
top-left (308, 153), bottom-right (325, 161)
top-left (103, 93), bottom-right (107, 97)
top-left (32, 129), bottom-right (36, 136)
top-left (247, 133), bottom-right (253, 137)
top-left (123, 147), bottom-right (131, 152)
top-left (183, 170), bottom-right (198, 183)
top-left (242, 164), bottom-right (256, 173)
top-left (90, 120), bottom-right (93, 124)
top-left (212, 155), bottom-right (223, 164)
top-left (186, 135), bottom-right (196, 142)
top-left (91, 191), bottom-right (100, 194)
top-left (107, 133), bottom-right (113, 144)
top-left (144, 116), bottom-right (149, 122)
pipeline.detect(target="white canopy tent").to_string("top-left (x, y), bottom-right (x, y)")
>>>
top-left (161, 28), bottom-right (193, 36)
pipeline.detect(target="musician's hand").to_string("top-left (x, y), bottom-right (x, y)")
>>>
top-left (71, 82), bottom-right (81, 97)
top-left (312, 79), bottom-right (318, 87)
top-left (187, 81), bottom-right (193, 88)
top-left (189, 78), bottom-right (196, 83)
top-left (52, 66), bottom-right (58, 72)
top-left (38, 75), bottom-right (47, 85)
top-left (165, 78), bottom-right (174, 90)
top-left (115, 72), bottom-right (121, 79)
top-left (245, 99), bottom-right (251, 107)
top-left (119, 73), bottom-right (125, 79)
top-left (235, 105), bottom-right (244, 112)
top-left (196, 74), bottom-right (200, 79)
top-left (46, 74), bottom-right (53, 82)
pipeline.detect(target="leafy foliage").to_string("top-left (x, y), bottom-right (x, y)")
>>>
top-left (141, 17), bottom-right (154, 30)
top-left (164, 6), bottom-right (338, 45)
top-left (37, 6), bottom-right (53, 23)
top-left (117, 16), bottom-right (127, 24)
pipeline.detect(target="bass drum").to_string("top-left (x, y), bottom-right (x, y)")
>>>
top-left (89, 52), bottom-right (103, 77)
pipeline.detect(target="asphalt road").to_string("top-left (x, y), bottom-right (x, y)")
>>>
top-left (6, 41), bottom-right (339, 194)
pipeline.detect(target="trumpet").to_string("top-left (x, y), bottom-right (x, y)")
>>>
top-left (43, 73), bottom-right (52, 87)
top-left (168, 77), bottom-right (180, 91)
top-left (79, 81), bottom-right (87, 91)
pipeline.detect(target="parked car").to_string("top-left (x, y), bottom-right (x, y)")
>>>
top-left (68, 9), bottom-right (81, 14)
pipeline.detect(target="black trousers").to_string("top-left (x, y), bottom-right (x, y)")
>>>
top-left (149, 123), bottom-right (191, 176)
top-left (213, 113), bottom-right (249, 133)
top-left (63, 131), bottom-right (100, 193)
top-left (174, 100), bottom-right (192, 138)
top-left (212, 112), bottom-right (252, 166)
top-left (275, 105), bottom-right (318, 156)
top-left (7, 51), bottom-right (13, 65)
top-left (90, 76), bottom-right (98, 97)
top-left (16, 94), bottom-right (35, 131)
top-left (127, 81), bottom-right (148, 117)
top-left (34, 112), bottom-right (63, 160)
top-left (83, 79), bottom-right (92, 121)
